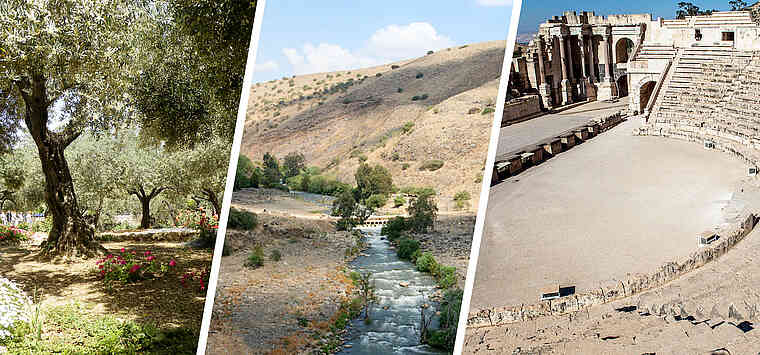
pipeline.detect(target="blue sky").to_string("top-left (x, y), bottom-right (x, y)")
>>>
top-left (252, 0), bottom-right (514, 82)
top-left (518, 0), bottom-right (744, 36)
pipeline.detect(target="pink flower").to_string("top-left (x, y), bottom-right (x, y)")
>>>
top-left (144, 251), bottom-right (151, 256)
top-left (98, 264), bottom-right (104, 269)
top-left (131, 251), bottom-right (136, 255)
top-left (146, 255), bottom-right (155, 262)
top-left (129, 265), bottom-right (141, 273)
top-left (107, 254), bottom-right (114, 259)
top-left (120, 248), bottom-right (125, 253)
top-left (169, 260), bottom-right (176, 267)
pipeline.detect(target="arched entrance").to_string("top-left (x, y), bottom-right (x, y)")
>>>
top-left (615, 38), bottom-right (635, 63)
top-left (616, 75), bottom-right (628, 97)
top-left (639, 81), bottom-right (656, 112)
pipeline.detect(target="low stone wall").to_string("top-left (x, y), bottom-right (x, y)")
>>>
top-left (468, 212), bottom-right (758, 328)
top-left (96, 228), bottom-right (199, 242)
top-left (502, 95), bottom-right (542, 126)
top-left (492, 113), bottom-right (626, 184)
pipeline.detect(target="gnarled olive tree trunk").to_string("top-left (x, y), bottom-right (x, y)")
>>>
top-left (18, 76), bottom-right (104, 258)
top-left (129, 185), bottom-right (168, 229)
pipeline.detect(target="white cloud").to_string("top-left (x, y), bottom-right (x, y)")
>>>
top-left (254, 60), bottom-right (279, 73)
top-left (363, 22), bottom-right (455, 61)
top-left (282, 22), bottom-right (455, 75)
top-left (476, 0), bottom-right (512, 6)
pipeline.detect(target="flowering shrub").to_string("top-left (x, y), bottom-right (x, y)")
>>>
top-left (180, 268), bottom-right (209, 293)
top-left (0, 225), bottom-right (29, 245)
top-left (175, 207), bottom-right (218, 231)
top-left (96, 249), bottom-right (176, 286)
top-left (0, 278), bottom-right (32, 340)
top-left (175, 207), bottom-right (219, 247)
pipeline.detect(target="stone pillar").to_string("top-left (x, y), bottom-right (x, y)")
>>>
top-left (597, 32), bottom-right (617, 101)
top-left (558, 35), bottom-right (573, 105)
top-left (536, 37), bottom-right (552, 108)
top-left (605, 34), bottom-right (614, 81)
top-left (580, 36), bottom-right (588, 78)
top-left (579, 35), bottom-right (589, 99)
top-left (590, 36), bottom-right (599, 81)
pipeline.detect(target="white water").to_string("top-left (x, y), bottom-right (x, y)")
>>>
top-left (339, 227), bottom-right (445, 354)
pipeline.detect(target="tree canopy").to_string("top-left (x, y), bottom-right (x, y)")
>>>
top-left (0, 0), bottom-right (256, 257)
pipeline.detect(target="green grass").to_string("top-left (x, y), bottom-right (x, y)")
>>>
top-left (4, 302), bottom-right (198, 354)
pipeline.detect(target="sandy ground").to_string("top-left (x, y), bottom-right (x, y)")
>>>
top-left (471, 118), bottom-right (749, 310)
top-left (207, 199), bottom-right (359, 354)
top-left (497, 99), bottom-right (628, 155)
top-left (231, 188), bottom-right (334, 220)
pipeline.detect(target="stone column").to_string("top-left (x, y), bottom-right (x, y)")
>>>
top-left (597, 32), bottom-right (617, 100)
top-left (536, 36), bottom-right (552, 108)
top-left (580, 36), bottom-right (588, 78)
top-left (558, 35), bottom-right (573, 105)
top-left (604, 34), bottom-right (614, 81)
top-left (578, 33), bottom-right (589, 99)
top-left (590, 36), bottom-right (599, 81)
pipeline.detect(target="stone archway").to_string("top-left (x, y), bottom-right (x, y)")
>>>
top-left (639, 80), bottom-right (656, 112)
top-left (615, 38), bottom-right (635, 63)
top-left (616, 74), bottom-right (628, 97)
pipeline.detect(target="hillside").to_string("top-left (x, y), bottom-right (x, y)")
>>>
top-left (242, 40), bottom-right (506, 212)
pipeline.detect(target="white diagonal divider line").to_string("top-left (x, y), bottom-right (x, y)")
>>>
top-left (195, 0), bottom-right (268, 353)
top-left (452, 0), bottom-right (523, 353)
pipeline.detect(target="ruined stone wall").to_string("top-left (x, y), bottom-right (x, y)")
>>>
top-left (502, 95), bottom-right (541, 125)
top-left (468, 212), bottom-right (758, 328)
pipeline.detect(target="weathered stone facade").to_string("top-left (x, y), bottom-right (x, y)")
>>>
top-left (514, 10), bottom-right (760, 117)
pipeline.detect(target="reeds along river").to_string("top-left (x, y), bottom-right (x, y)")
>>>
top-left (339, 227), bottom-right (445, 354)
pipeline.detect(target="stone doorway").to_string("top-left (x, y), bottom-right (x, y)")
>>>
top-left (616, 74), bottom-right (628, 97)
top-left (639, 80), bottom-right (656, 112)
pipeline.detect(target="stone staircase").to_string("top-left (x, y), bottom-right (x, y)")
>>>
top-left (648, 45), bottom-right (760, 147)
top-left (632, 44), bottom-right (677, 61)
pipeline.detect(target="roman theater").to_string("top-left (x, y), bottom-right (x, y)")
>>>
top-left (467, 8), bottom-right (760, 353)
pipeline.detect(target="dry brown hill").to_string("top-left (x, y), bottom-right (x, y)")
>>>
top-left (242, 40), bottom-right (506, 212)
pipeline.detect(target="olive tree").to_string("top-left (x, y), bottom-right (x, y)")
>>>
top-left (177, 139), bottom-right (230, 216)
top-left (0, 1), bottom-right (149, 256)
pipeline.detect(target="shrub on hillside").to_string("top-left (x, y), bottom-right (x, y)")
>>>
top-left (419, 160), bottom-right (444, 171)
top-left (453, 191), bottom-right (471, 210)
top-left (270, 249), bottom-right (282, 262)
top-left (228, 208), bottom-right (257, 230)
top-left (365, 194), bottom-right (387, 209)
top-left (391, 65), bottom-right (400, 69)
top-left (393, 195), bottom-right (406, 208)
top-left (401, 163), bottom-right (410, 170)
top-left (481, 107), bottom-right (495, 115)
top-left (246, 247), bottom-right (264, 268)
top-left (415, 72), bottom-right (424, 79)
top-left (397, 238), bottom-right (420, 260)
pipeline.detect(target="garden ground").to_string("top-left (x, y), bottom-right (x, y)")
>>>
top-left (0, 234), bottom-right (211, 352)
